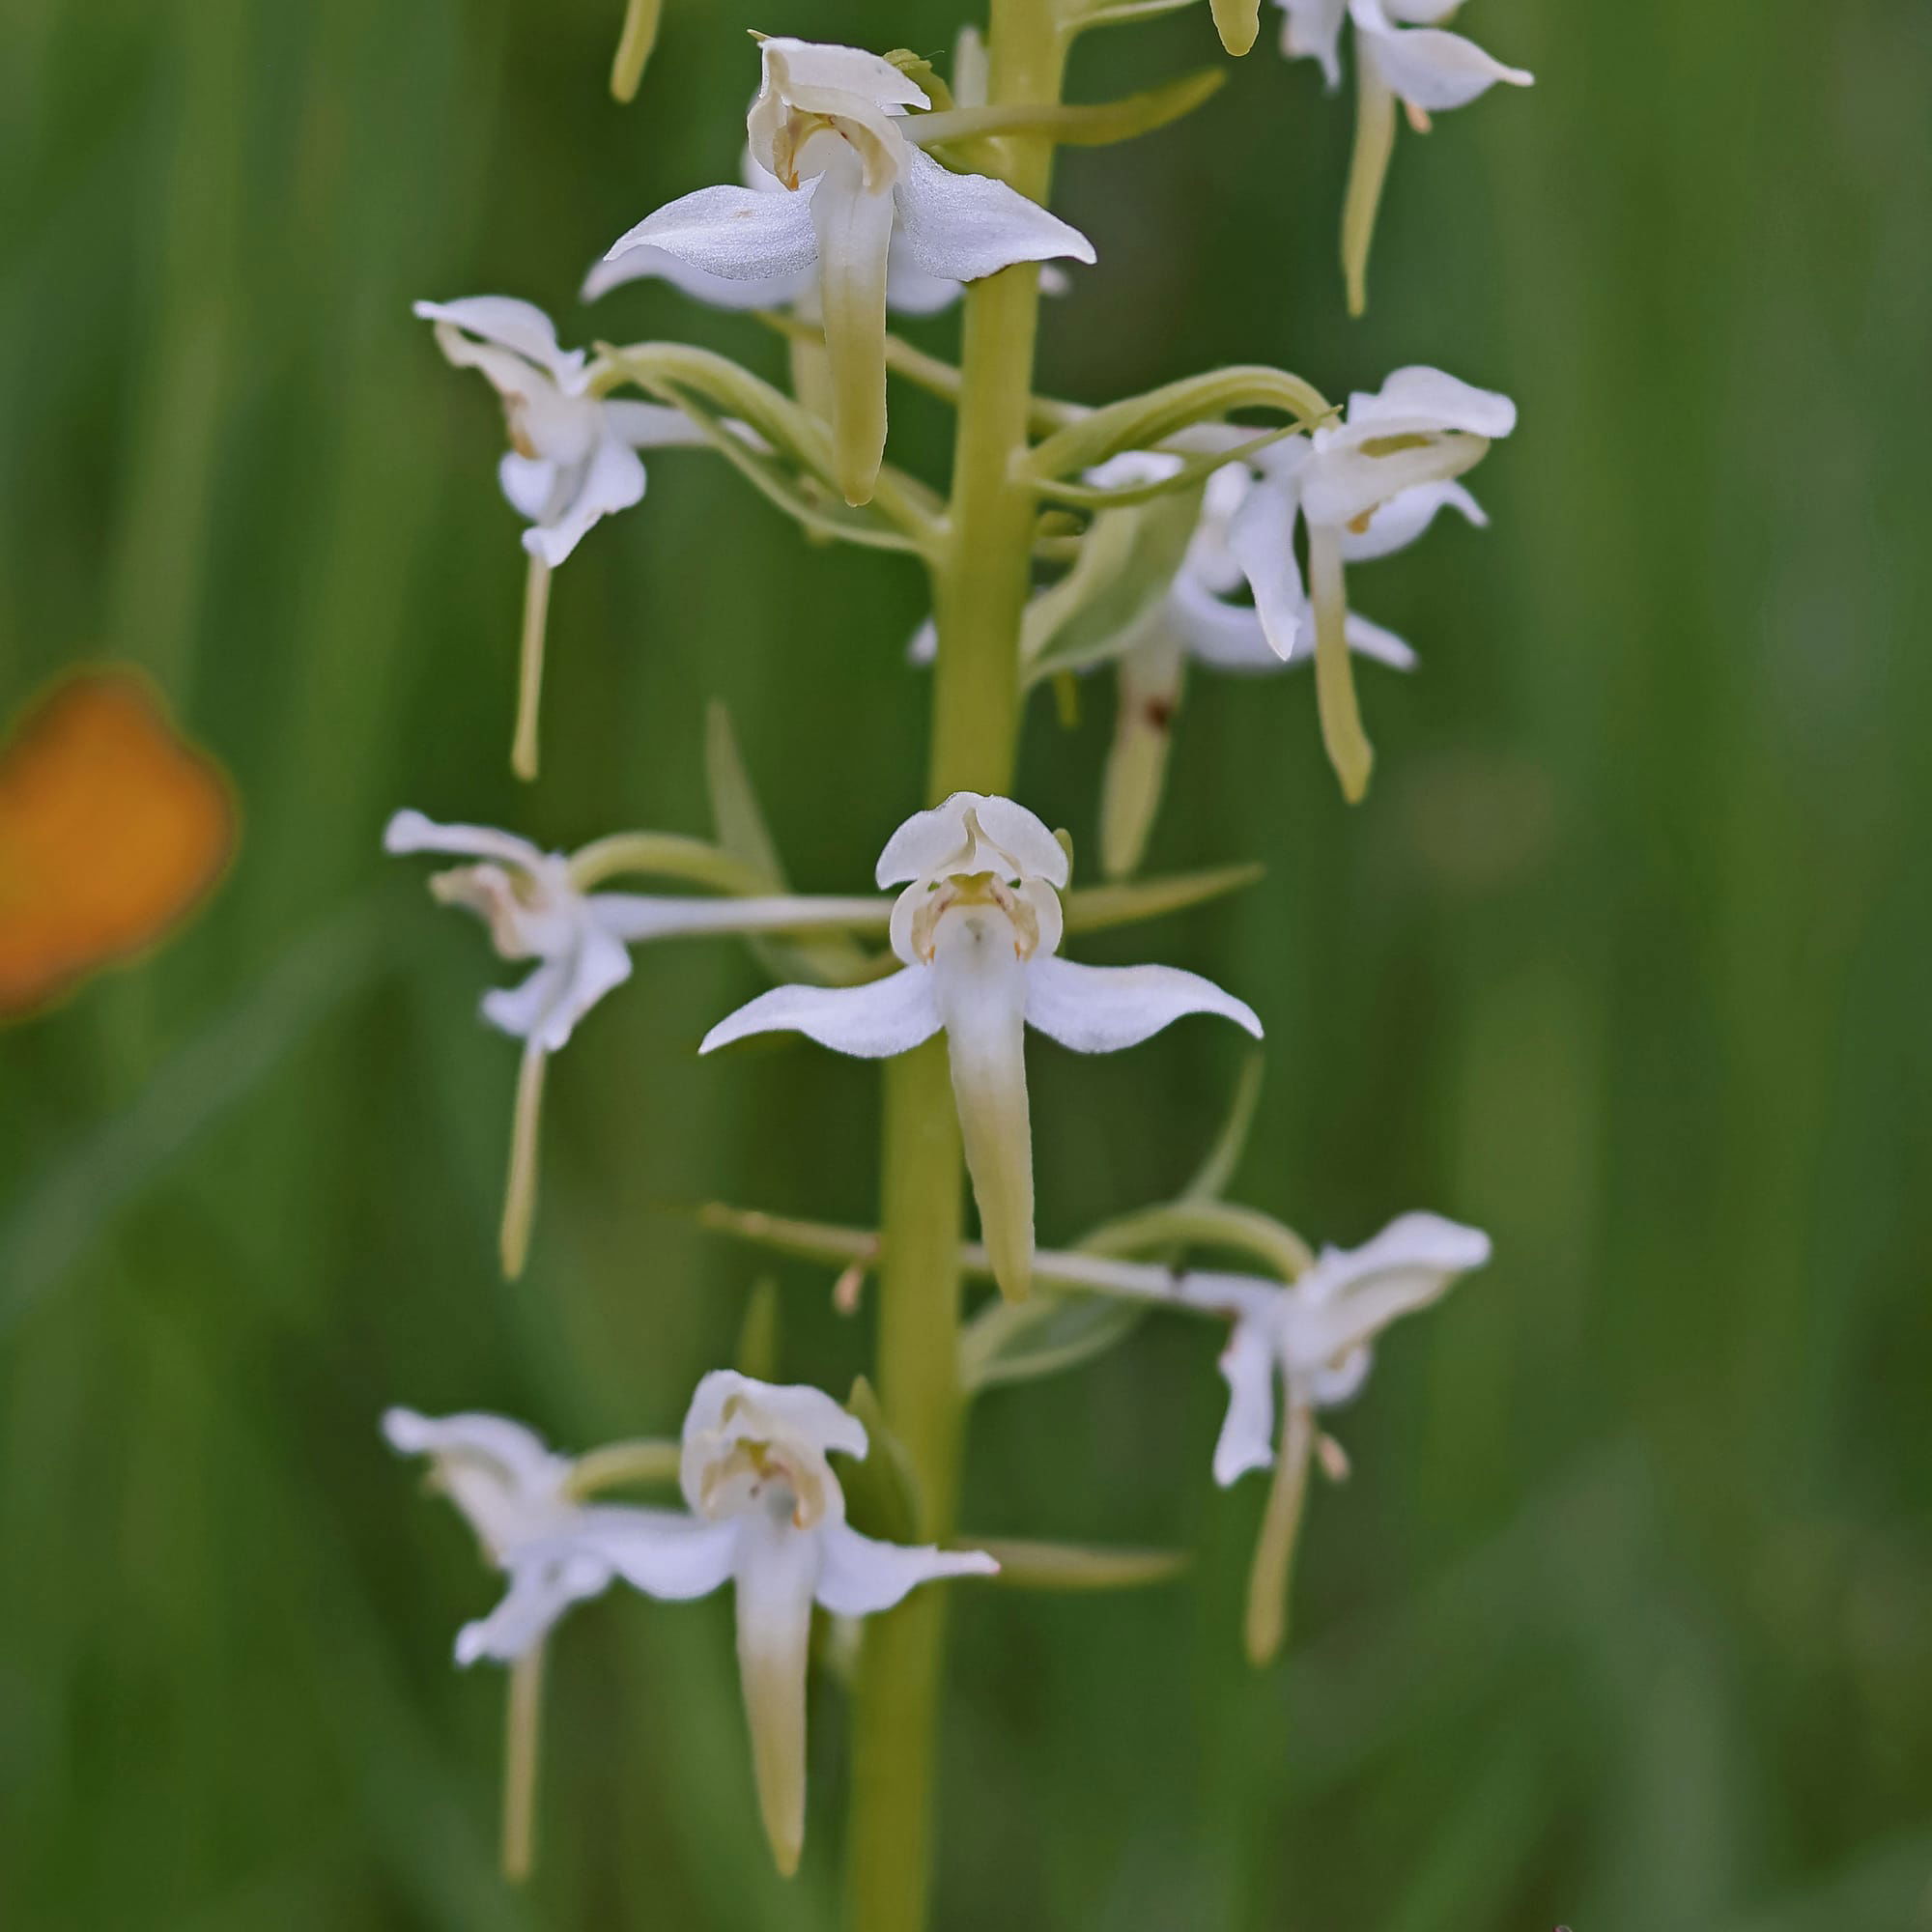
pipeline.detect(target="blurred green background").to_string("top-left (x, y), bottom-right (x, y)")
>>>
top-left (4, 0), bottom-right (1930, 1926)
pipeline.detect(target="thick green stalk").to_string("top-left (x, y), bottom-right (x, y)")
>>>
top-left (846, 4), bottom-right (1067, 1928)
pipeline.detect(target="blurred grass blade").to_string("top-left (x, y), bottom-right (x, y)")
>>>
top-left (734, 1275), bottom-right (781, 1382)
top-left (1181, 1051), bottom-right (1265, 1203)
top-left (705, 703), bottom-right (875, 985)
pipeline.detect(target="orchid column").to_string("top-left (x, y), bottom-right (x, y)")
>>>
top-left (854, 4), bottom-right (1070, 1927)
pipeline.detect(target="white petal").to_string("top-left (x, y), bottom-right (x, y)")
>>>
top-left (384, 810), bottom-right (545, 870)
top-left (601, 183), bottom-right (821, 286)
top-left (481, 959), bottom-right (569, 1043)
top-left (1303, 440), bottom-right (1489, 534)
top-left (700, 964), bottom-right (942, 1059)
top-left (601, 399), bottom-right (713, 450)
top-left (759, 37), bottom-right (929, 110)
top-left (1339, 477), bottom-right (1486, 561)
top-left (875, 792), bottom-right (1068, 888)
top-left (931, 908), bottom-right (1036, 1299)
top-left (891, 147), bottom-right (1094, 284)
top-left (1348, 365), bottom-right (1519, 440)
top-left (1343, 609), bottom-right (1418, 670)
top-left (814, 1522), bottom-right (999, 1616)
top-left (1022, 953), bottom-right (1263, 1053)
top-left (1227, 469), bottom-right (1304, 662)
top-left (382, 1406), bottom-right (558, 1492)
top-left (1355, 10), bottom-right (1533, 111)
top-left (1276, 0), bottom-right (1349, 88)
top-left (731, 1514), bottom-right (820, 1876)
top-left (905, 615), bottom-right (938, 667)
top-left (1210, 1315), bottom-right (1280, 1487)
top-left (1286, 1211), bottom-right (1491, 1376)
top-left (1305, 1344), bottom-right (1374, 1407)
top-left (559, 1506), bottom-right (743, 1600)
top-left (497, 452), bottom-right (557, 522)
top-left (582, 242), bottom-right (813, 308)
top-left (412, 297), bottom-right (587, 389)
top-left (1167, 574), bottom-right (1284, 672)
top-left (682, 1370), bottom-right (870, 1466)
top-left (1086, 450), bottom-right (1187, 493)
top-left (521, 430), bottom-right (646, 569)
top-left (454, 1548), bottom-right (613, 1665)
top-left (481, 923), bottom-right (633, 1052)
top-left (549, 920), bottom-right (636, 1048)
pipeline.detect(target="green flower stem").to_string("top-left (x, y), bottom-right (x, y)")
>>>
top-left (848, 1), bottom-right (1069, 1925)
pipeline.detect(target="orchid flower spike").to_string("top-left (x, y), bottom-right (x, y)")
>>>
top-left (1276, 1), bottom-right (1532, 314)
top-left (1182, 1211), bottom-right (1491, 1662)
top-left (386, 809), bottom-right (887, 1279)
top-left (1232, 368), bottom-right (1516, 803)
top-left (510, 1373), bottom-right (996, 1875)
top-left (413, 298), bottom-right (707, 780)
top-left (701, 795), bottom-right (1262, 1299)
top-left (599, 38), bottom-right (1094, 505)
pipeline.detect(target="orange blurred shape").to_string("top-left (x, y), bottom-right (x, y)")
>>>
top-left (0, 668), bottom-right (237, 1019)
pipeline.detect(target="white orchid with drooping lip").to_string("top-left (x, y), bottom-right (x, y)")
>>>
top-left (414, 297), bottom-right (711, 780)
top-left (700, 794), bottom-right (1263, 1299)
top-left (505, 1372), bottom-right (997, 1876)
top-left (1218, 366), bottom-right (1517, 804)
top-left (1275, 1), bottom-right (1533, 315)
top-left (599, 37), bottom-right (1094, 506)
top-left (385, 809), bottom-right (889, 1279)
top-left (1184, 1209), bottom-right (1491, 1663)
top-left (909, 429), bottom-right (1490, 873)
top-left (1174, 1210), bottom-right (1492, 1487)
top-left (1090, 444), bottom-right (1461, 869)
top-left (1014, 1208), bottom-right (1490, 1662)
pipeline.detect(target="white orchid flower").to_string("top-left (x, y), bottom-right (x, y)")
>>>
top-left (1220, 367), bottom-right (1516, 803)
top-left (512, 1372), bottom-right (996, 1875)
top-left (599, 37), bottom-right (1094, 505)
top-left (911, 441), bottom-right (1482, 874)
top-left (1187, 1209), bottom-right (1490, 1662)
top-left (1276, 1), bottom-right (1532, 314)
top-left (1173, 1211), bottom-right (1492, 1486)
top-left (414, 297), bottom-right (709, 779)
top-left (383, 1406), bottom-right (686, 1878)
top-left (700, 794), bottom-right (1262, 1298)
top-left (1022, 1209), bottom-right (1488, 1662)
top-left (386, 809), bottom-right (888, 1278)
top-left (1074, 449), bottom-right (1476, 874)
